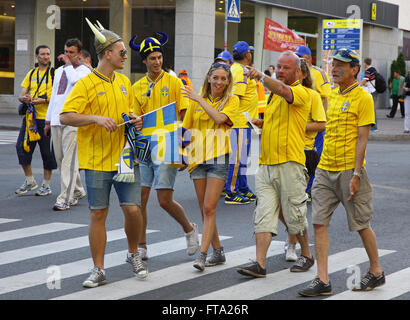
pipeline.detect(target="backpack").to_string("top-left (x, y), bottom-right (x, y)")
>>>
top-left (372, 71), bottom-right (387, 94)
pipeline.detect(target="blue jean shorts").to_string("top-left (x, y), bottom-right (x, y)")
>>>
top-left (84, 168), bottom-right (141, 210)
top-left (139, 157), bottom-right (178, 190)
top-left (190, 155), bottom-right (229, 181)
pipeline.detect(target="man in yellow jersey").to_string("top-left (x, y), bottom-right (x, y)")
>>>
top-left (16, 45), bottom-right (57, 196)
top-left (237, 51), bottom-right (314, 278)
top-left (129, 33), bottom-right (199, 261)
top-left (295, 45), bottom-right (331, 195)
top-left (60, 19), bottom-right (147, 287)
top-left (225, 41), bottom-right (258, 205)
top-left (299, 48), bottom-right (385, 297)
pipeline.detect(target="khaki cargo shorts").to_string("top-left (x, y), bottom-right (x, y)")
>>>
top-left (312, 168), bottom-right (373, 232)
top-left (253, 162), bottom-right (308, 236)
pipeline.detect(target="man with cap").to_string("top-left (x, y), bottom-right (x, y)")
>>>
top-left (215, 50), bottom-right (233, 66)
top-left (129, 32), bottom-right (199, 261)
top-left (224, 41), bottom-right (258, 205)
top-left (298, 48), bottom-right (385, 297)
top-left (60, 19), bottom-right (148, 287)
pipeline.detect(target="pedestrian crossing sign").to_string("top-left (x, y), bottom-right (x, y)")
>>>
top-left (227, 0), bottom-right (240, 23)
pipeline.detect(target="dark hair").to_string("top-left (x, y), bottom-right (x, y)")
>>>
top-left (264, 69), bottom-right (270, 76)
top-left (81, 49), bottom-right (91, 59)
top-left (233, 52), bottom-right (246, 61)
top-left (349, 61), bottom-right (361, 79)
top-left (269, 65), bottom-right (275, 70)
top-left (364, 57), bottom-right (372, 65)
top-left (35, 45), bottom-right (50, 55)
top-left (65, 38), bottom-right (83, 52)
top-left (300, 59), bottom-right (313, 89)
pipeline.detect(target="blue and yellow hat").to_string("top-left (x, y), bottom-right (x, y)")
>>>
top-left (331, 48), bottom-right (360, 63)
top-left (129, 32), bottom-right (168, 60)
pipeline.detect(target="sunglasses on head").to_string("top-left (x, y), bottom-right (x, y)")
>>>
top-left (211, 62), bottom-right (230, 71)
top-left (334, 49), bottom-right (359, 63)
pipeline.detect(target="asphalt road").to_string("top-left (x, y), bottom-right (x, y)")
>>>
top-left (0, 130), bottom-right (409, 305)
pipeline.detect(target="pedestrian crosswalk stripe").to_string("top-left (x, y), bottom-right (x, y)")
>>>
top-left (192, 248), bottom-right (395, 300)
top-left (326, 267), bottom-right (410, 300)
top-left (0, 218), bottom-right (21, 225)
top-left (0, 235), bottom-right (231, 296)
top-left (0, 229), bottom-right (159, 266)
top-left (0, 222), bottom-right (87, 243)
top-left (52, 241), bottom-right (285, 300)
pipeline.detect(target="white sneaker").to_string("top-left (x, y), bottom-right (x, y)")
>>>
top-left (185, 223), bottom-right (199, 256)
top-left (82, 267), bottom-right (107, 288)
top-left (285, 243), bottom-right (298, 262)
top-left (138, 247), bottom-right (148, 261)
top-left (126, 252), bottom-right (148, 279)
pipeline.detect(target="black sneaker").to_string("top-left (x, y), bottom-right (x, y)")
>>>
top-left (290, 255), bottom-right (314, 272)
top-left (237, 261), bottom-right (266, 278)
top-left (352, 271), bottom-right (385, 291)
top-left (298, 277), bottom-right (332, 297)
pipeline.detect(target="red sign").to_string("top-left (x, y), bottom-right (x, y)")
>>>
top-left (263, 18), bottom-right (305, 52)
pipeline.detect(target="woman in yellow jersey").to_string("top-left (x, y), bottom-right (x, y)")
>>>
top-left (181, 62), bottom-right (239, 271)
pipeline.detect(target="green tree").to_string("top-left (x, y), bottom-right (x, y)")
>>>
top-left (396, 53), bottom-right (406, 76)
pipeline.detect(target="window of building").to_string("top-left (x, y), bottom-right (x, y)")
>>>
top-left (0, 0), bottom-right (15, 94)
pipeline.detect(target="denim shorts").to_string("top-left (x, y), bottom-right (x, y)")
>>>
top-left (84, 168), bottom-right (141, 210)
top-left (190, 155), bottom-right (229, 181)
top-left (139, 157), bottom-right (178, 190)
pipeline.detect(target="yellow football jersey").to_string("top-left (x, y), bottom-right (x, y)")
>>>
top-left (311, 66), bottom-right (331, 99)
top-left (231, 62), bottom-right (258, 128)
top-left (318, 82), bottom-right (375, 171)
top-left (304, 88), bottom-right (326, 150)
top-left (182, 95), bottom-right (239, 173)
top-left (132, 70), bottom-right (188, 120)
top-left (259, 81), bottom-right (311, 166)
top-left (62, 69), bottom-right (133, 171)
top-left (21, 68), bottom-right (53, 120)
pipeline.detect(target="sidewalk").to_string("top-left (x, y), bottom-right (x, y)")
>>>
top-left (0, 108), bottom-right (409, 141)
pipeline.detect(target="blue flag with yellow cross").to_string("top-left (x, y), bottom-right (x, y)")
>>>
top-left (141, 102), bottom-right (186, 166)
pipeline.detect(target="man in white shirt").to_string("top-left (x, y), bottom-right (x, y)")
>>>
top-left (45, 38), bottom-right (91, 211)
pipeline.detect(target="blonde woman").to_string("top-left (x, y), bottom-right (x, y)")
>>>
top-left (181, 62), bottom-right (239, 271)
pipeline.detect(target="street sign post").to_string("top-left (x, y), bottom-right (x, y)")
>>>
top-left (224, 0), bottom-right (241, 50)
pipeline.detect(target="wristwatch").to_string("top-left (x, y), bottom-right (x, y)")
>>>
top-left (353, 171), bottom-right (362, 179)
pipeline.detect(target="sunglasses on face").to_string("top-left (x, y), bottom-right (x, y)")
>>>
top-left (146, 81), bottom-right (154, 98)
top-left (334, 49), bottom-right (359, 63)
top-left (109, 49), bottom-right (128, 57)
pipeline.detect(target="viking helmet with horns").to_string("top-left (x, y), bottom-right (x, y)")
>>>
top-left (129, 32), bottom-right (168, 60)
top-left (85, 18), bottom-right (122, 55)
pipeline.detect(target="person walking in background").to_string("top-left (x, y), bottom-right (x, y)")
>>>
top-left (215, 50), bottom-right (233, 66)
top-left (16, 45), bottom-right (57, 196)
top-left (224, 41), bottom-right (258, 205)
top-left (181, 62), bottom-right (238, 271)
top-left (165, 65), bottom-right (177, 77)
top-left (387, 70), bottom-right (406, 119)
top-left (403, 70), bottom-right (410, 133)
top-left (178, 69), bottom-right (194, 89)
top-left (45, 38), bottom-right (90, 211)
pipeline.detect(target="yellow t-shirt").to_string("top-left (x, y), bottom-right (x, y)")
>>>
top-left (61, 69), bottom-right (134, 171)
top-left (318, 82), bottom-right (375, 171)
top-left (304, 88), bottom-right (326, 150)
top-left (21, 67), bottom-right (54, 120)
top-left (231, 62), bottom-right (258, 128)
top-left (259, 80), bottom-right (311, 166)
top-left (311, 66), bottom-right (331, 99)
top-left (182, 95), bottom-right (239, 173)
top-left (132, 70), bottom-right (189, 120)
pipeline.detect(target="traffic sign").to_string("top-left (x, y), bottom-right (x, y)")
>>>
top-left (227, 0), bottom-right (240, 23)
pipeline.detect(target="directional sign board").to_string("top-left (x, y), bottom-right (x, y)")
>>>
top-left (322, 19), bottom-right (361, 50)
top-left (227, 0), bottom-right (240, 23)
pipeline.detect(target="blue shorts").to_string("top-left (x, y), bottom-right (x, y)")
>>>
top-left (139, 157), bottom-right (178, 190)
top-left (84, 168), bottom-right (141, 210)
top-left (190, 155), bottom-right (229, 181)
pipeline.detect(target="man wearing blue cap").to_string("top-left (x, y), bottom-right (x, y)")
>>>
top-left (298, 48), bottom-right (385, 297)
top-left (225, 41), bottom-right (258, 205)
top-left (215, 50), bottom-right (233, 66)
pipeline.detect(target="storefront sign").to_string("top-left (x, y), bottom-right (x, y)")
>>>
top-left (263, 18), bottom-right (305, 52)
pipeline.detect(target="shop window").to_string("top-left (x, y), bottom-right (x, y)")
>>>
top-left (0, 0), bottom-right (15, 94)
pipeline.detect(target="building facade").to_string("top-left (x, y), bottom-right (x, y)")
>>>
top-left (0, 0), bottom-right (408, 112)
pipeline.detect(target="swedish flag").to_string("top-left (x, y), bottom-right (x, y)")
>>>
top-left (141, 102), bottom-right (185, 165)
